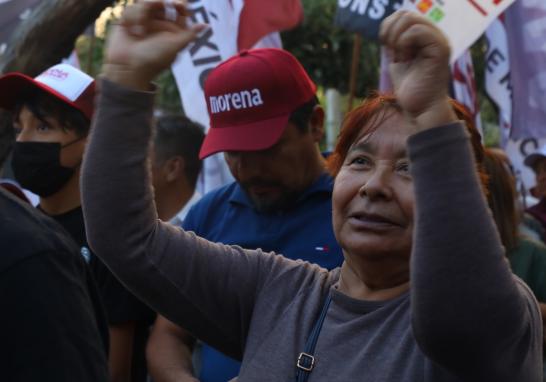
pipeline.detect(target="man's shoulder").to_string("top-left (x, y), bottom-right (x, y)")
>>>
top-left (0, 190), bottom-right (78, 273)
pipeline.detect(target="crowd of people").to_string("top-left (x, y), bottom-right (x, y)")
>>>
top-left (1, 1), bottom-right (546, 381)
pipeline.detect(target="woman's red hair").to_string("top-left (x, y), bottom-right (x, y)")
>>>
top-left (326, 93), bottom-right (488, 190)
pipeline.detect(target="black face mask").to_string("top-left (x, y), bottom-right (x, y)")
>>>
top-left (12, 139), bottom-right (82, 197)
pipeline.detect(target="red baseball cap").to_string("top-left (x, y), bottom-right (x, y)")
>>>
top-left (0, 63), bottom-right (95, 120)
top-left (199, 48), bottom-right (317, 159)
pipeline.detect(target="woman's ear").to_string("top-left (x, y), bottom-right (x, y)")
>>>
top-left (308, 105), bottom-right (325, 143)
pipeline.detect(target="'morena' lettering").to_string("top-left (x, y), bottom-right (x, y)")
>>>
top-left (210, 89), bottom-right (264, 114)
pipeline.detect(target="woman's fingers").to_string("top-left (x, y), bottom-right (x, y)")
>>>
top-left (121, 0), bottom-right (193, 36)
top-left (380, 11), bottom-right (450, 63)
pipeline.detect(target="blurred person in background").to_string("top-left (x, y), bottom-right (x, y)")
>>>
top-left (150, 114), bottom-right (204, 224)
top-left (525, 144), bottom-right (546, 241)
top-left (484, 148), bottom-right (546, 341)
top-left (147, 114), bottom-right (204, 380)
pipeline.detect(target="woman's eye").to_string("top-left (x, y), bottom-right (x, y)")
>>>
top-left (396, 162), bottom-right (410, 174)
top-left (349, 155), bottom-right (372, 167)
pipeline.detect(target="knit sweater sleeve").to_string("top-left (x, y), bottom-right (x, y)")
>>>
top-left (408, 123), bottom-right (542, 381)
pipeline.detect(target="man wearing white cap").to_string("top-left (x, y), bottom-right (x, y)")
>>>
top-left (524, 144), bottom-right (546, 240)
top-left (0, 67), bottom-right (109, 381)
top-left (0, 64), bottom-right (155, 382)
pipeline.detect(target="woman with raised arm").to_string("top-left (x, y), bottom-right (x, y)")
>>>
top-left (82, 2), bottom-right (542, 380)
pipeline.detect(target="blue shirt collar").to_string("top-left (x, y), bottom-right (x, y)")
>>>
top-left (229, 172), bottom-right (333, 209)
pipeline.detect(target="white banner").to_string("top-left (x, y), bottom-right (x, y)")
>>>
top-left (402, 0), bottom-right (516, 62)
top-left (171, 0), bottom-right (284, 194)
top-left (485, 17), bottom-right (512, 146)
top-left (171, 0), bottom-right (243, 193)
top-left (504, 0), bottom-right (546, 140)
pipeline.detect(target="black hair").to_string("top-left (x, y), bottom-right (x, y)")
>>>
top-left (14, 89), bottom-right (90, 137)
top-left (0, 111), bottom-right (14, 170)
top-left (154, 115), bottom-right (205, 188)
top-left (288, 95), bottom-right (320, 133)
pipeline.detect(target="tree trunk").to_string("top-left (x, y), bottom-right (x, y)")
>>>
top-left (0, 0), bottom-right (113, 76)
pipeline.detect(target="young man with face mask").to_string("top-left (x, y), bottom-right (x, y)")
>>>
top-left (0, 64), bottom-right (155, 382)
top-left (0, 76), bottom-right (109, 382)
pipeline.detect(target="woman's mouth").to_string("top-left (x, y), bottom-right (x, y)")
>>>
top-left (348, 212), bottom-right (401, 231)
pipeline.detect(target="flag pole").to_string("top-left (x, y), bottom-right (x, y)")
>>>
top-left (347, 34), bottom-right (361, 112)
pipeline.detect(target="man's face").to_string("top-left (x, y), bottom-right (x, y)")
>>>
top-left (224, 121), bottom-right (322, 213)
top-left (534, 157), bottom-right (546, 198)
top-left (15, 106), bottom-right (84, 168)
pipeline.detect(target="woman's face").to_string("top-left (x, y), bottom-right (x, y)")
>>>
top-left (332, 112), bottom-right (415, 261)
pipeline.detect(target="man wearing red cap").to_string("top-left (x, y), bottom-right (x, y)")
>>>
top-left (147, 32), bottom-right (344, 382)
top-left (0, 64), bottom-right (155, 382)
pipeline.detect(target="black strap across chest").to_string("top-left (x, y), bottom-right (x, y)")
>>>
top-left (295, 292), bottom-right (332, 382)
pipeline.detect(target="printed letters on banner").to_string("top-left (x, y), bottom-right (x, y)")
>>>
top-left (335, 0), bottom-right (404, 39)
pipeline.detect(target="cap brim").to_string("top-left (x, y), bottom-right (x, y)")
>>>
top-left (0, 72), bottom-right (80, 115)
top-left (199, 113), bottom-right (290, 159)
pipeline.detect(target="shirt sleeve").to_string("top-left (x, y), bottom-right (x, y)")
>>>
top-left (0, 252), bottom-right (109, 382)
top-left (408, 123), bottom-right (542, 381)
top-left (81, 79), bottom-right (311, 359)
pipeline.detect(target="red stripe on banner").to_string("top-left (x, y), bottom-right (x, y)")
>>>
top-left (237, 0), bottom-right (303, 51)
top-left (467, 0), bottom-right (488, 16)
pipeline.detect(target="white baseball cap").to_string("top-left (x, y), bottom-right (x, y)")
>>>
top-left (0, 63), bottom-right (95, 120)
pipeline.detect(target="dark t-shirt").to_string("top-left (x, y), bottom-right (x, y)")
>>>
top-left (45, 206), bottom-right (155, 382)
top-left (0, 189), bottom-right (109, 381)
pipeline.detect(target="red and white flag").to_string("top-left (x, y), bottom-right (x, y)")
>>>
top-left (451, 49), bottom-right (482, 136)
top-left (171, 0), bottom-right (301, 194)
top-left (237, 0), bottom-right (302, 51)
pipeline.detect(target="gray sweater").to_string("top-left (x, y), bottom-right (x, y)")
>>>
top-left (82, 79), bottom-right (542, 381)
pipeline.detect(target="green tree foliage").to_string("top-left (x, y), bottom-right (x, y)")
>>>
top-left (284, 0), bottom-right (499, 145)
top-left (282, 0), bottom-right (380, 97)
top-left (76, 1), bottom-right (183, 113)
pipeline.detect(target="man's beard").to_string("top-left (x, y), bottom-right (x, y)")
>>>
top-left (241, 181), bottom-right (301, 213)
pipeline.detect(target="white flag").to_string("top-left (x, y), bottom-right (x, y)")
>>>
top-left (402, 0), bottom-right (516, 62)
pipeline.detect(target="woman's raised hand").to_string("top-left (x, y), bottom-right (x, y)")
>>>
top-left (379, 11), bottom-right (457, 131)
top-left (102, 0), bottom-right (206, 90)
